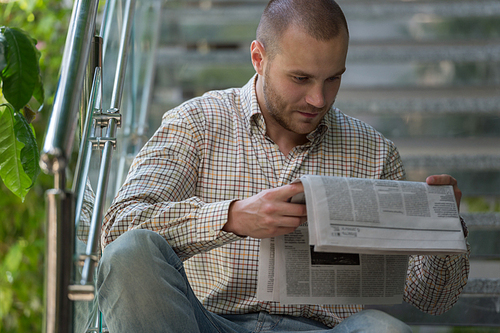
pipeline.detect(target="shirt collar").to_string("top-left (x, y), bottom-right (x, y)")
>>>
top-left (241, 75), bottom-right (262, 118)
top-left (240, 75), bottom-right (265, 136)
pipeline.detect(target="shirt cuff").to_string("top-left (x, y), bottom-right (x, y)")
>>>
top-left (196, 199), bottom-right (244, 246)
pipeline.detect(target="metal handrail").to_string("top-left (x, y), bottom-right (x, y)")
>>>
top-left (40, 1), bottom-right (100, 332)
top-left (73, 66), bottom-right (101, 230)
top-left (114, 0), bottom-right (161, 195)
top-left (40, 0), bottom-right (161, 331)
top-left (40, 0), bottom-right (100, 178)
top-left (80, 0), bottom-right (136, 288)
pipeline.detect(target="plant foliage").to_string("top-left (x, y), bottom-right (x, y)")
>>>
top-left (1, 27), bottom-right (43, 110)
top-left (0, 26), bottom-right (43, 201)
top-left (1, 1), bottom-right (72, 332)
top-left (0, 105), bottom-right (32, 200)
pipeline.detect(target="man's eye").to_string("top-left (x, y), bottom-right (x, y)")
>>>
top-left (294, 76), bottom-right (308, 82)
top-left (327, 76), bottom-right (340, 82)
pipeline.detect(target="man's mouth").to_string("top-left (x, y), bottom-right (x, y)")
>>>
top-left (298, 111), bottom-right (321, 118)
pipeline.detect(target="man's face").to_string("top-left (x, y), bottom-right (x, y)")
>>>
top-left (256, 25), bottom-right (349, 140)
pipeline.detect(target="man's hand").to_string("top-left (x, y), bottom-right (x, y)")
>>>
top-left (426, 174), bottom-right (462, 211)
top-left (223, 182), bottom-right (307, 238)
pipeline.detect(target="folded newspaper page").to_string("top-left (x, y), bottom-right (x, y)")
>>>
top-left (257, 228), bottom-right (409, 305)
top-left (298, 175), bottom-right (467, 255)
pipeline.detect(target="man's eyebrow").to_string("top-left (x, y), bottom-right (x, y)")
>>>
top-left (289, 67), bottom-right (347, 78)
top-left (289, 70), bottom-right (314, 77)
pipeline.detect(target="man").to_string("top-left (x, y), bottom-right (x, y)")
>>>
top-left (98, 0), bottom-right (469, 332)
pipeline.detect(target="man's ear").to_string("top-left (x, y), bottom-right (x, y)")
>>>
top-left (251, 40), bottom-right (266, 75)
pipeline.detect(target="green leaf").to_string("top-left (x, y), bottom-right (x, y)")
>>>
top-left (0, 288), bottom-right (14, 320)
top-left (0, 27), bottom-right (39, 111)
top-left (0, 104), bottom-right (31, 201)
top-left (1, 240), bottom-right (25, 273)
top-left (13, 112), bottom-right (39, 188)
top-left (0, 34), bottom-right (6, 73)
top-left (31, 36), bottom-right (44, 108)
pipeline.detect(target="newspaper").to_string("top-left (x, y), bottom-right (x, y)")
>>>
top-left (256, 175), bottom-right (467, 305)
top-left (257, 228), bottom-right (409, 304)
top-left (298, 175), bottom-right (467, 255)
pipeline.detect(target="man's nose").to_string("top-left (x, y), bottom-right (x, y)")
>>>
top-left (305, 84), bottom-right (326, 109)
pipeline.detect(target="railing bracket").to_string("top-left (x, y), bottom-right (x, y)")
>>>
top-left (93, 110), bottom-right (122, 128)
top-left (89, 137), bottom-right (117, 150)
top-left (77, 254), bottom-right (99, 267)
top-left (68, 284), bottom-right (95, 301)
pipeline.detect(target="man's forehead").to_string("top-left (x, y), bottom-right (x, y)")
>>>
top-left (272, 27), bottom-right (348, 72)
top-left (281, 23), bottom-right (349, 44)
top-left (276, 25), bottom-right (348, 54)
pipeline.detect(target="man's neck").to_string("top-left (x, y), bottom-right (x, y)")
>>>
top-left (264, 120), bottom-right (308, 157)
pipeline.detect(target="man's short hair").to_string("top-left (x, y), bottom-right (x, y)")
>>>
top-left (256, 0), bottom-right (349, 60)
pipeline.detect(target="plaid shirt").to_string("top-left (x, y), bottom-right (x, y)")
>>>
top-left (101, 76), bottom-right (470, 327)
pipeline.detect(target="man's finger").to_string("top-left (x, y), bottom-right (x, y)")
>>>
top-left (270, 182), bottom-right (305, 201)
top-left (426, 174), bottom-right (458, 186)
top-left (275, 200), bottom-right (308, 218)
top-left (274, 215), bottom-right (306, 228)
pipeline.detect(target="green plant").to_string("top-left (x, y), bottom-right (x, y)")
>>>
top-left (0, 26), bottom-right (44, 201)
top-left (1, 2), bottom-right (71, 332)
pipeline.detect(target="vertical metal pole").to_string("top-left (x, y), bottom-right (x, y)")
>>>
top-left (41, 0), bottom-right (100, 168)
top-left (73, 39), bottom-right (102, 227)
top-left (44, 173), bottom-right (75, 333)
top-left (81, 36), bottom-right (103, 135)
top-left (42, 0), bottom-right (100, 331)
top-left (80, 0), bottom-right (136, 287)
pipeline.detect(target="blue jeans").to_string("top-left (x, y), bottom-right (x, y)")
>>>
top-left (97, 229), bottom-right (412, 332)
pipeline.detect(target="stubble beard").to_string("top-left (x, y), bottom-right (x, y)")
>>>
top-left (263, 69), bottom-right (331, 135)
top-left (263, 70), bottom-right (296, 133)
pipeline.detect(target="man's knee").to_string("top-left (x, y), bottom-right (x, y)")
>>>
top-left (339, 309), bottom-right (412, 333)
top-left (98, 229), bottom-right (181, 285)
top-left (101, 229), bottom-right (170, 263)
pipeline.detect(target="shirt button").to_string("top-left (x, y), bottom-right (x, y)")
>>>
top-left (209, 228), bottom-right (216, 236)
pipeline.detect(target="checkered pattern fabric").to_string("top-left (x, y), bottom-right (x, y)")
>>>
top-left (101, 76), bottom-right (470, 327)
